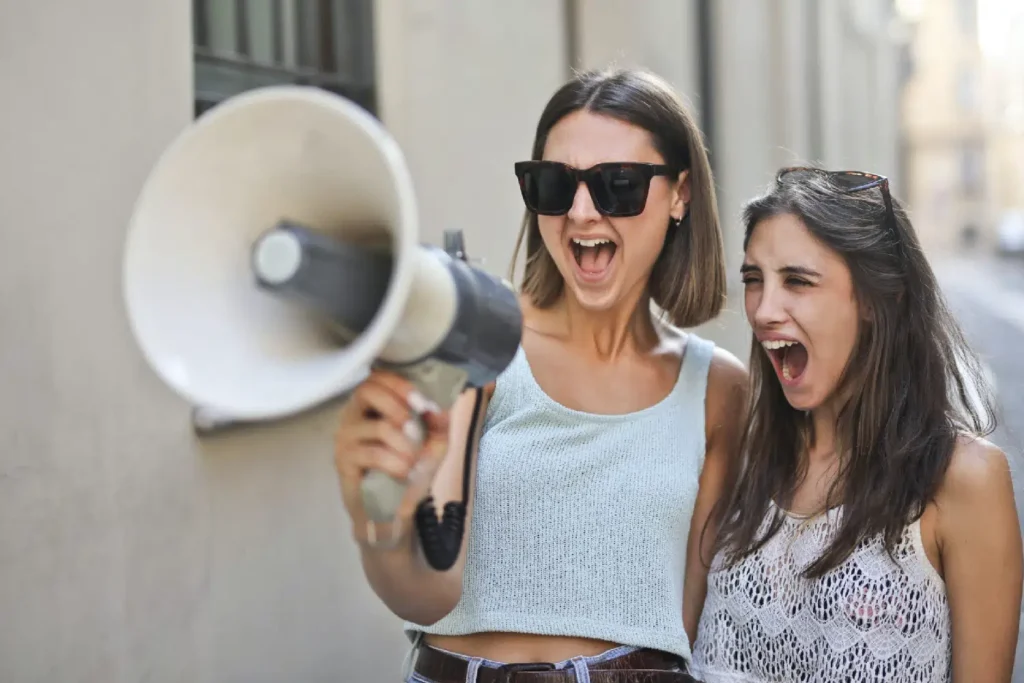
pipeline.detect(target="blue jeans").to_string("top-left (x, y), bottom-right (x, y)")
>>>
top-left (403, 637), bottom-right (641, 683)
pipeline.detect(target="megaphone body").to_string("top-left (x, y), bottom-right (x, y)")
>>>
top-left (122, 85), bottom-right (522, 568)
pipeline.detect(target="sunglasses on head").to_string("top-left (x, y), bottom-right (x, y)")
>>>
top-left (514, 160), bottom-right (676, 217)
top-left (776, 166), bottom-right (897, 231)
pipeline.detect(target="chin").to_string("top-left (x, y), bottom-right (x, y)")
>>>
top-left (565, 280), bottom-right (624, 311)
top-left (778, 387), bottom-right (820, 412)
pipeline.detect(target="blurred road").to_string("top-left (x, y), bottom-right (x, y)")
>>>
top-left (936, 255), bottom-right (1024, 682)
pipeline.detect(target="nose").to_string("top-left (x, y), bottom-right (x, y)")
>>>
top-left (751, 282), bottom-right (788, 329)
top-left (566, 181), bottom-right (601, 225)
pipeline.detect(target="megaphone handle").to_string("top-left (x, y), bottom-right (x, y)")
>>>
top-left (359, 410), bottom-right (427, 532)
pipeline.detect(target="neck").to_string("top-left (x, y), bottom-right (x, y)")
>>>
top-left (807, 403), bottom-right (839, 464)
top-left (559, 286), bottom-right (656, 361)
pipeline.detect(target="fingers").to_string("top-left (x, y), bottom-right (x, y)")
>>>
top-left (349, 376), bottom-right (414, 427)
top-left (344, 444), bottom-right (417, 482)
top-left (334, 370), bottom-right (455, 532)
top-left (342, 418), bottom-right (423, 460)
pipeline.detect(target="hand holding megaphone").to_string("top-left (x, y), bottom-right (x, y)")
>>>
top-left (334, 370), bottom-right (451, 548)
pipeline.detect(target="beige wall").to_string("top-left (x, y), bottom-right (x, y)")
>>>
top-left (0, 1), bottom-right (416, 681)
top-left (374, 1), bottom-right (568, 284)
top-left (0, 1), bottom-right (903, 680)
top-left (704, 0), bottom-right (903, 361)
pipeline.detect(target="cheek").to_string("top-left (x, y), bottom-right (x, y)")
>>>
top-left (619, 216), bottom-right (669, 265)
top-left (811, 302), bottom-right (860, 374)
top-left (537, 217), bottom-right (563, 251)
top-left (743, 288), bottom-right (760, 321)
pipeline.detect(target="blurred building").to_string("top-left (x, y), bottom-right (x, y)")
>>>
top-left (900, 0), bottom-right (1024, 254)
top-left (984, 4), bottom-right (1024, 255)
top-left (0, 1), bottom-right (903, 681)
top-left (900, 0), bottom-right (990, 252)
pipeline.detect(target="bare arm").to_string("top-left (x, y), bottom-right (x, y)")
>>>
top-left (682, 348), bottom-right (748, 643)
top-left (938, 438), bottom-right (1023, 683)
top-left (335, 372), bottom-right (492, 625)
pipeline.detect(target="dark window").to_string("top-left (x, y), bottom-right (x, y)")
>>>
top-left (192, 0), bottom-right (376, 118)
top-left (696, 0), bottom-right (715, 169)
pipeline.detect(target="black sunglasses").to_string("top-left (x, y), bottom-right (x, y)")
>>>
top-left (777, 167), bottom-right (898, 238)
top-left (514, 161), bottom-right (675, 217)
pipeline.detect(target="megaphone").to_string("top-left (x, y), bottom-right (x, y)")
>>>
top-left (122, 85), bottom-right (523, 570)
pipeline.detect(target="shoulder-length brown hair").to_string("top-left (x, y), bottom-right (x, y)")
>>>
top-left (708, 170), bottom-right (997, 578)
top-left (508, 68), bottom-right (726, 329)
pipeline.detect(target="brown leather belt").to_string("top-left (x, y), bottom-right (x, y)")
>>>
top-left (412, 645), bottom-right (699, 683)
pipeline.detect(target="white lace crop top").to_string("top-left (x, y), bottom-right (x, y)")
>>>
top-left (691, 503), bottom-right (951, 683)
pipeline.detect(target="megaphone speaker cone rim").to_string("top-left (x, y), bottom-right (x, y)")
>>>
top-left (121, 85), bottom-right (421, 421)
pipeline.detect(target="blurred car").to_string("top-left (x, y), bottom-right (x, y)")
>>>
top-left (996, 210), bottom-right (1024, 256)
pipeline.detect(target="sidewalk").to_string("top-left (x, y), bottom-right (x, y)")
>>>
top-left (933, 256), bottom-right (1024, 335)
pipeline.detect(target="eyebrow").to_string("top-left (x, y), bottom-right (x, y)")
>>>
top-left (740, 263), bottom-right (823, 279)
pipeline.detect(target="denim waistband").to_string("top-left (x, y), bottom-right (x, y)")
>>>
top-left (402, 633), bottom-right (640, 683)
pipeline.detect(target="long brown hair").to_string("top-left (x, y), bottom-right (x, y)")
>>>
top-left (508, 68), bottom-right (726, 329)
top-left (709, 171), bottom-right (997, 578)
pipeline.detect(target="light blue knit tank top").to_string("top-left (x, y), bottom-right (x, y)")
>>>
top-left (405, 330), bottom-right (717, 662)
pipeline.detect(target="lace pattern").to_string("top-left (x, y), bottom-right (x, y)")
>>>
top-left (691, 505), bottom-right (951, 683)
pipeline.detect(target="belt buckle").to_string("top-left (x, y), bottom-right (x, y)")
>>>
top-left (494, 662), bottom-right (557, 683)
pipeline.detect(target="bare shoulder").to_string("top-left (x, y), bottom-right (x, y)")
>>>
top-left (935, 434), bottom-right (1019, 547)
top-left (708, 345), bottom-right (748, 389)
top-left (704, 343), bottom-right (749, 442)
top-left (931, 435), bottom-right (1022, 680)
top-left (938, 435), bottom-right (1015, 505)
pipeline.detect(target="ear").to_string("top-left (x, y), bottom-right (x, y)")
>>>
top-left (671, 170), bottom-right (691, 222)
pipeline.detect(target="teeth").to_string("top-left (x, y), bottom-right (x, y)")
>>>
top-left (572, 237), bottom-right (613, 248)
top-left (761, 340), bottom-right (798, 350)
top-left (782, 363), bottom-right (792, 381)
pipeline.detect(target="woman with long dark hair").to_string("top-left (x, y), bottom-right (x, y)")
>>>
top-left (692, 167), bottom-right (1022, 683)
top-left (333, 68), bottom-right (748, 682)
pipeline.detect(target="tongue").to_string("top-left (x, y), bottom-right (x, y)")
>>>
top-left (783, 344), bottom-right (808, 378)
top-left (579, 244), bottom-right (614, 273)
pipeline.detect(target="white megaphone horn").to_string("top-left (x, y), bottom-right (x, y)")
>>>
top-left (122, 85), bottom-right (523, 570)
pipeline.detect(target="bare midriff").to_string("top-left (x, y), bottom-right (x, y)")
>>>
top-left (424, 632), bottom-right (622, 663)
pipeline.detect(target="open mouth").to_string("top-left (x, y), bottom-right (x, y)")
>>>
top-left (570, 237), bottom-right (618, 280)
top-left (762, 339), bottom-right (808, 384)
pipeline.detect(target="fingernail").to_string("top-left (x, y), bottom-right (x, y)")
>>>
top-left (407, 389), bottom-right (440, 415)
top-left (403, 418), bottom-right (425, 446)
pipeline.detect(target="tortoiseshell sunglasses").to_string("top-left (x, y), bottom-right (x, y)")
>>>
top-left (776, 167), bottom-right (898, 241)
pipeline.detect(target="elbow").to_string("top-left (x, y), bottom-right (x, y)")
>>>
top-left (396, 594), bottom-right (460, 627)
top-left (401, 608), bottom-right (449, 628)
top-left (393, 583), bottom-right (462, 626)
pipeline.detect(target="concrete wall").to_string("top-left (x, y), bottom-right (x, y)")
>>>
top-left (0, 1), bottom-right (388, 681)
top-left (374, 0), bottom-right (567, 284)
top-left (0, 1), bottom-right (903, 681)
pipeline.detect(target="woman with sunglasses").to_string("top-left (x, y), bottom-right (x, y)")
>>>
top-left (333, 67), bottom-right (748, 682)
top-left (690, 168), bottom-right (1023, 683)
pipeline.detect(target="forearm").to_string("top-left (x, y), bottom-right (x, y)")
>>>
top-left (356, 387), bottom-right (486, 624)
top-left (358, 533), bottom-right (462, 625)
